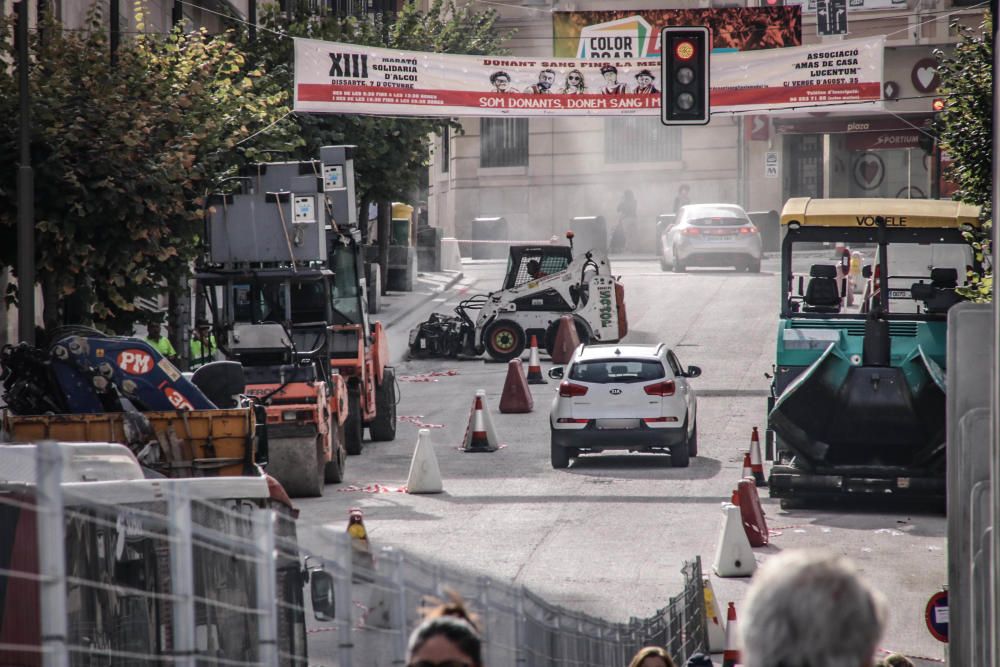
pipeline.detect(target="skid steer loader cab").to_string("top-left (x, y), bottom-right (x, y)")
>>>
top-left (768, 197), bottom-right (981, 504)
top-left (504, 245), bottom-right (574, 289)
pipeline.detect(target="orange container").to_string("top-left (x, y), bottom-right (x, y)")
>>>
top-left (2, 408), bottom-right (257, 478)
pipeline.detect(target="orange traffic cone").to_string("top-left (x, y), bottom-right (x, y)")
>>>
top-left (550, 315), bottom-right (581, 364)
top-left (750, 426), bottom-right (767, 487)
top-left (731, 488), bottom-right (740, 505)
top-left (722, 602), bottom-right (740, 667)
top-left (464, 395), bottom-right (494, 452)
top-left (499, 359), bottom-right (533, 414)
top-left (526, 335), bottom-right (546, 385)
top-left (741, 452), bottom-right (753, 480)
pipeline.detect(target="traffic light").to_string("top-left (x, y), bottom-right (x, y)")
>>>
top-left (660, 27), bottom-right (711, 126)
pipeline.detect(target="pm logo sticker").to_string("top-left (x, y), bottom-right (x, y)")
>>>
top-left (117, 349), bottom-right (154, 375)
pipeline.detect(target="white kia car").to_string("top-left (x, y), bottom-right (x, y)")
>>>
top-left (548, 343), bottom-right (700, 469)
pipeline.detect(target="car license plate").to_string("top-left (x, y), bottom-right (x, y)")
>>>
top-left (888, 289), bottom-right (910, 299)
top-left (709, 235), bottom-right (735, 242)
top-left (596, 418), bottom-right (640, 430)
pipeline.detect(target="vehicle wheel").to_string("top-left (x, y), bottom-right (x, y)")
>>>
top-left (484, 319), bottom-right (526, 362)
top-left (324, 421), bottom-right (346, 483)
top-left (344, 385), bottom-right (364, 455)
top-left (672, 247), bottom-right (686, 273)
top-left (747, 257), bottom-right (762, 273)
top-left (687, 420), bottom-right (698, 458)
top-left (551, 436), bottom-right (570, 469)
top-left (369, 367), bottom-right (397, 441)
top-left (268, 435), bottom-right (325, 498)
top-left (670, 438), bottom-right (690, 468)
top-left (544, 318), bottom-right (592, 357)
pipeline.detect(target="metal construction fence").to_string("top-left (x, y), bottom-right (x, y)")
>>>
top-left (0, 442), bottom-right (707, 666)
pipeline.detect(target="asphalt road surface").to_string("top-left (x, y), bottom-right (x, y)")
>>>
top-left (296, 256), bottom-right (948, 666)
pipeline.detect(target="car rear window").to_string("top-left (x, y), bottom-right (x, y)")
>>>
top-left (689, 216), bottom-right (748, 227)
top-left (569, 359), bottom-right (665, 383)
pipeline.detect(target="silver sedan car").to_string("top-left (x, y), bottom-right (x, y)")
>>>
top-left (659, 204), bottom-right (762, 272)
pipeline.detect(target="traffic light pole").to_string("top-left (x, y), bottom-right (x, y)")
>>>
top-left (16, 0), bottom-right (35, 346)
top-left (991, 0), bottom-right (999, 663)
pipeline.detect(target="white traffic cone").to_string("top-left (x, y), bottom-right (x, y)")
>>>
top-left (406, 429), bottom-right (443, 493)
top-left (713, 503), bottom-right (757, 578)
top-left (750, 426), bottom-right (766, 487)
top-left (526, 335), bottom-right (546, 384)
top-left (722, 602), bottom-right (741, 667)
top-left (703, 576), bottom-right (727, 652)
top-left (463, 389), bottom-right (499, 451)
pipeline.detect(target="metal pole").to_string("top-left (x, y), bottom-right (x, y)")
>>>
top-left (390, 548), bottom-right (408, 664)
top-left (167, 485), bottom-right (196, 667)
top-left (16, 0), bottom-right (35, 346)
top-left (253, 509), bottom-right (279, 666)
top-left (110, 0), bottom-right (119, 67)
top-left (335, 531), bottom-right (355, 667)
top-left (991, 0), bottom-right (1000, 661)
top-left (36, 442), bottom-right (68, 667)
top-left (249, 0), bottom-right (257, 42)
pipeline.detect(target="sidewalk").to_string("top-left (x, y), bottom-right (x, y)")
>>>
top-left (379, 269), bottom-right (465, 329)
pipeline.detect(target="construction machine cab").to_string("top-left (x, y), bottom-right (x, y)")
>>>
top-left (503, 245), bottom-right (574, 289)
top-left (198, 268), bottom-right (336, 385)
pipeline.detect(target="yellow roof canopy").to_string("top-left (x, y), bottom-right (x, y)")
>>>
top-left (781, 198), bottom-right (982, 229)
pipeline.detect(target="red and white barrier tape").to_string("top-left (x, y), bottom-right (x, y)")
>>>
top-left (399, 369), bottom-right (460, 383)
top-left (398, 415), bottom-right (445, 429)
top-left (452, 238), bottom-right (558, 245)
top-left (337, 483), bottom-right (408, 493)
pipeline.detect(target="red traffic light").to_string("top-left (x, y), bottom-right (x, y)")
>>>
top-left (932, 97), bottom-right (945, 112)
top-left (674, 40), bottom-right (696, 61)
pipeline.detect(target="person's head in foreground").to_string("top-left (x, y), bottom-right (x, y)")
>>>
top-left (628, 645), bottom-right (676, 667)
top-left (407, 592), bottom-right (483, 667)
top-left (740, 550), bottom-right (888, 667)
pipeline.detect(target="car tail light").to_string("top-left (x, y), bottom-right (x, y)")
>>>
top-left (643, 416), bottom-right (679, 423)
top-left (643, 380), bottom-right (676, 396)
top-left (557, 418), bottom-right (591, 424)
top-left (739, 225), bottom-right (759, 235)
top-left (559, 381), bottom-right (589, 397)
top-left (683, 227), bottom-right (701, 236)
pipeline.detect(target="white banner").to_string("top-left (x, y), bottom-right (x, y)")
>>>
top-left (294, 36), bottom-right (883, 117)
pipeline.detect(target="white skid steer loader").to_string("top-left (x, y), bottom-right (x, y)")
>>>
top-left (409, 235), bottom-right (629, 361)
top-left (469, 238), bottom-right (628, 361)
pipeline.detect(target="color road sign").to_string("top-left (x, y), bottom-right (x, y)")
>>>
top-left (925, 590), bottom-right (948, 642)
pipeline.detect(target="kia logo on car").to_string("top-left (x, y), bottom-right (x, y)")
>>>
top-left (609, 388), bottom-right (622, 395)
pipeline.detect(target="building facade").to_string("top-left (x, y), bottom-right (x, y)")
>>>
top-left (428, 0), bottom-right (986, 245)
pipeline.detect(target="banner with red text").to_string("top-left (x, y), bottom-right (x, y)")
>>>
top-left (293, 36), bottom-right (883, 117)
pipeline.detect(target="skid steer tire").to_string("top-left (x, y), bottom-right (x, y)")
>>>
top-left (369, 368), bottom-right (397, 442)
top-left (268, 435), bottom-right (325, 498)
top-left (484, 319), bottom-right (526, 362)
top-left (345, 385), bottom-right (364, 455)
top-left (544, 318), bottom-right (591, 358)
top-left (324, 422), bottom-right (346, 484)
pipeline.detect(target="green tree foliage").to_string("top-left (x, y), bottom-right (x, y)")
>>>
top-left (0, 5), bottom-right (296, 331)
top-left (242, 0), bottom-right (510, 216)
top-left (936, 15), bottom-right (993, 300)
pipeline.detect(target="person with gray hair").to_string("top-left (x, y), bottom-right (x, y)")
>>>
top-left (740, 550), bottom-right (888, 667)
